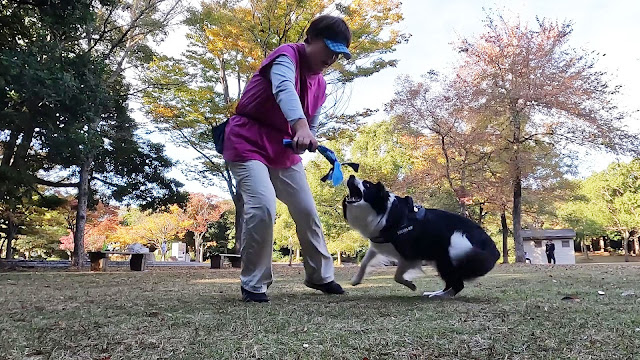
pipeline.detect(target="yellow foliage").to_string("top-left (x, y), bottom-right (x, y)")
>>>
top-left (152, 105), bottom-right (178, 119)
top-left (110, 208), bottom-right (188, 249)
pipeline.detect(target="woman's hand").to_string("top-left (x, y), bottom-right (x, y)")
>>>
top-left (291, 119), bottom-right (318, 154)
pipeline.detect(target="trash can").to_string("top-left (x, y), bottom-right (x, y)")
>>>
top-left (210, 255), bottom-right (223, 269)
top-left (229, 256), bottom-right (241, 268)
top-left (88, 251), bottom-right (107, 272)
top-left (130, 253), bottom-right (146, 271)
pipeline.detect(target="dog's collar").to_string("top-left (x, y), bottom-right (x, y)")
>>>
top-left (369, 235), bottom-right (388, 244)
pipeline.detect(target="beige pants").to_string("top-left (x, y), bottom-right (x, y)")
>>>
top-left (228, 160), bottom-right (335, 293)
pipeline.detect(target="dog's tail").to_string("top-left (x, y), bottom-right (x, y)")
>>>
top-left (455, 245), bottom-right (500, 280)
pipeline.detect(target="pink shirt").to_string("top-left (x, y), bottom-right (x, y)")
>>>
top-left (222, 43), bottom-right (327, 168)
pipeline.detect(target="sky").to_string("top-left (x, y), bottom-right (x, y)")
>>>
top-left (145, 0), bottom-right (640, 198)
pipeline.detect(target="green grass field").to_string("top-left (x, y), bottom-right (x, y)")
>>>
top-left (1, 264), bottom-right (639, 359)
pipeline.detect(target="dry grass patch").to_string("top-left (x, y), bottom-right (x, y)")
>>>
top-left (1, 264), bottom-right (639, 359)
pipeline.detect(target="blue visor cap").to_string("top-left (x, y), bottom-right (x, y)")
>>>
top-left (324, 38), bottom-right (352, 60)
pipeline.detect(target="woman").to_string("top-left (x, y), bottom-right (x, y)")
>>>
top-left (223, 15), bottom-right (352, 302)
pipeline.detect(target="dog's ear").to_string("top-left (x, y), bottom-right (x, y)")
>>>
top-left (376, 181), bottom-right (391, 198)
top-left (404, 196), bottom-right (414, 209)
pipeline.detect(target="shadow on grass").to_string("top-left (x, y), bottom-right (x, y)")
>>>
top-left (260, 292), bottom-right (500, 306)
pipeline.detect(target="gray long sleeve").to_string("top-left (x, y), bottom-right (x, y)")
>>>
top-left (270, 55), bottom-right (321, 135)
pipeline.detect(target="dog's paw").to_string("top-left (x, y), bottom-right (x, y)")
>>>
top-left (423, 289), bottom-right (455, 298)
top-left (406, 282), bottom-right (417, 291)
top-left (350, 276), bottom-right (362, 286)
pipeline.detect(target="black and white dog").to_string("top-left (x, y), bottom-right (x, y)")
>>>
top-left (342, 175), bottom-right (500, 298)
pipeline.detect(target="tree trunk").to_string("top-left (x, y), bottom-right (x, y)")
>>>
top-left (219, 57), bottom-right (230, 105)
top-left (511, 108), bottom-right (525, 263)
top-left (195, 233), bottom-right (205, 262)
top-left (11, 124), bottom-right (34, 171)
top-left (582, 239), bottom-right (590, 260)
top-left (476, 204), bottom-right (484, 227)
top-left (459, 202), bottom-right (469, 220)
top-left (501, 210), bottom-right (509, 264)
top-left (72, 158), bottom-right (91, 268)
top-left (237, 59), bottom-right (242, 99)
top-left (288, 236), bottom-right (293, 266)
top-left (337, 251), bottom-right (342, 266)
top-left (4, 216), bottom-right (17, 259)
top-left (1, 129), bottom-right (18, 167)
top-left (296, 248), bottom-right (300, 261)
top-left (439, 134), bottom-right (470, 218)
top-left (623, 230), bottom-right (630, 262)
top-left (512, 174), bottom-right (525, 263)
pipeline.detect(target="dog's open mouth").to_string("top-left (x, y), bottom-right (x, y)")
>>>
top-left (345, 195), bottom-right (362, 204)
top-left (345, 175), bottom-right (363, 204)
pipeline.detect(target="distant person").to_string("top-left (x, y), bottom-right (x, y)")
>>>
top-left (545, 240), bottom-right (556, 264)
top-left (161, 241), bottom-right (167, 261)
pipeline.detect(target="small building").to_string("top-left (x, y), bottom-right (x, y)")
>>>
top-left (171, 242), bottom-right (188, 262)
top-left (522, 229), bottom-right (576, 264)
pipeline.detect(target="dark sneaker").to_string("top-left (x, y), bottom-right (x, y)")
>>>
top-left (241, 287), bottom-right (270, 303)
top-left (304, 280), bottom-right (345, 294)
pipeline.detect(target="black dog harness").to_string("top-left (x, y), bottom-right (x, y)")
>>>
top-left (370, 204), bottom-right (426, 244)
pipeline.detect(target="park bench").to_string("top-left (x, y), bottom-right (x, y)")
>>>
top-left (88, 251), bottom-right (151, 272)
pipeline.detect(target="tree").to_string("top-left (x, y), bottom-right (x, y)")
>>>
top-left (0, 0), bottom-right (187, 265)
top-left (142, 0), bottom-right (409, 254)
top-left (452, 11), bottom-right (636, 262)
top-left (184, 193), bottom-right (232, 261)
top-left (326, 230), bottom-right (368, 266)
top-left (560, 160), bottom-right (640, 261)
top-left (556, 186), bottom-right (606, 259)
top-left (65, 0), bottom-right (186, 267)
top-left (58, 201), bottom-right (121, 254)
top-left (0, 0), bottom-right (95, 259)
top-left (386, 72), bottom-right (515, 263)
top-left (0, 190), bottom-right (66, 259)
top-left (111, 205), bottom-right (188, 251)
top-left (13, 207), bottom-right (67, 260)
top-left (203, 208), bottom-right (235, 257)
top-left (386, 73), bottom-right (504, 218)
top-left (273, 200), bottom-right (299, 261)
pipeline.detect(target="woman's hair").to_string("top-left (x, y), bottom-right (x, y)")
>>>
top-left (304, 15), bottom-right (352, 47)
